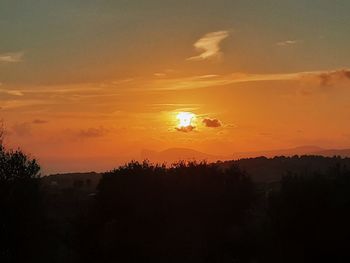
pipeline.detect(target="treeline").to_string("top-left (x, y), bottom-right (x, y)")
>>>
top-left (225, 155), bottom-right (350, 182)
top-left (79, 161), bottom-right (255, 263)
top-left (1, 143), bottom-right (350, 262)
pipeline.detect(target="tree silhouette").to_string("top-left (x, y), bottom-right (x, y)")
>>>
top-left (267, 165), bottom-right (350, 262)
top-left (3, 119), bottom-right (350, 262)
top-left (77, 160), bottom-right (256, 263)
top-left (0, 126), bottom-right (44, 263)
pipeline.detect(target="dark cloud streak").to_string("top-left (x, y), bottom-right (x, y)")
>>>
top-left (175, 125), bottom-right (195, 133)
top-left (203, 118), bottom-right (222, 128)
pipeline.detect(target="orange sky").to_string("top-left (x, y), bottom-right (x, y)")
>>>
top-left (3, 69), bottom-right (350, 173)
top-left (1, 1), bottom-right (350, 173)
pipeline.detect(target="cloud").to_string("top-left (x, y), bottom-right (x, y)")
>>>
top-left (175, 125), bottom-right (195, 133)
top-left (187, 30), bottom-right (229, 61)
top-left (78, 127), bottom-right (108, 138)
top-left (11, 120), bottom-right (48, 136)
top-left (154, 73), bottom-right (167, 78)
top-left (6, 90), bottom-right (23, 96)
top-left (225, 123), bottom-right (237, 129)
top-left (0, 100), bottom-right (51, 110)
top-left (311, 69), bottom-right (350, 86)
top-left (149, 103), bottom-right (201, 112)
top-left (32, 119), bottom-right (48, 124)
top-left (277, 40), bottom-right (301, 46)
top-left (151, 68), bottom-right (350, 91)
top-left (151, 72), bottom-right (299, 91)
top-left (0, 89), bottom-right (24, 96)
top-left (0, 52), bottom-right (24, 63)
top-left (12, 122), bottom-right (32, 136)
top-left (202, 118), bottom-right (222, 128)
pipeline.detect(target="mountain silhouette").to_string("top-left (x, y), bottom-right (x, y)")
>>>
top-left (140, 146), bottom-right (350, 165)
top-left (233, 145), bottom-right (325, 159)
top-left (314, 148), bottom-right (350, 157)
top-left (140, 148), bottom-right (230, 163)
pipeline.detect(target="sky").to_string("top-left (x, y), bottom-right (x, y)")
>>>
top-left (1, 0), bottom-right (350, 173)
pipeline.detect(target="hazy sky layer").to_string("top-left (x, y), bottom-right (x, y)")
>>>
top-left (1, 0), bottom-right (350, 173)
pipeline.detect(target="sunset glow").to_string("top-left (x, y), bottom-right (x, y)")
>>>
top-left (176, 112), bottom-right (195, 128)
top-left (2, 2), bottom-right (350, 261)
top-left (0, 1), bottom-right (350, 174)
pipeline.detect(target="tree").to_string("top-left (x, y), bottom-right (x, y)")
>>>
top-left (0, 123), bottom-right (43, 263)
top-left (78, 161), bottom-right (256, 263)
top-left (0, 121), bottom-right (40, 182)
top-left (0, 120), bottom-right (4, 146)
top-left (267, 166), bottom-right (350, 262)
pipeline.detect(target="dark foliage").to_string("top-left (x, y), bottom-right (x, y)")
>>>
top-left (267, 165), bottom-right (350, 262)
top-left (225, 155), bottom-right (350, 182)
top-left (0, 144), bottom-right (44, 262)
top-left (77, 161), bottom-right (256, 263)
top-left (2, 140), bottom-right (350, 263)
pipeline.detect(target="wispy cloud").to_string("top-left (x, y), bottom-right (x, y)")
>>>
top-left (33, 119), bottom-right (49, 124)
top-left (151, 73), bottom-right (299, 90)
top-left (276, 40), bottom-right (301, 46)
top-left (12, 122), bottom-right (32, 136)
top-left (78, 127), bottom-right (108, 138)
top-left (0, 51), bottom-right (24, 63)
top-left (0, 89), bottom-right (24, 96)
top-left (149, 103), bottom-right (201, 112)
top-left (153, 73), bottom-right (167, 78)
top-left (0, 100), bottom-right (55, 110)
top-left (313, 69), bottom-right (350, 86)
top-left (187, 31), bottom-right (229, 61)
top-left (175, 125), bottom-right (195, 133)
top-left (151, 69), bottom-right (350, 91)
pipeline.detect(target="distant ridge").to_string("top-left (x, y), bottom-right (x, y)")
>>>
top-left (223, 155), bottom-right (350, 183)
top-left (233, 146), bottom-right (324, 159)
top-left (44, 155), bottom-right (350, 185)
top-left (140, 148), bottom-right (230, 164)
top-left (43, 146), bottom-right (350, 176)
top-left (141, 146), bottom-right (350, 165)
top-left (312, 148), bottom-right (350, 157)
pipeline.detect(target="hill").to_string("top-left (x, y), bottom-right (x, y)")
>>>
top-left (225, 155), bottom-right (350, 182)
top-left (140, 148), bottom-right (230, 163)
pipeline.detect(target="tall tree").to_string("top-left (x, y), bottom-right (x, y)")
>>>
top-left (0, 123), bottom-right (44, 263)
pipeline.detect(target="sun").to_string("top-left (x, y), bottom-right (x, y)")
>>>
top-left (176, 112), bottom-right (195, 128)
